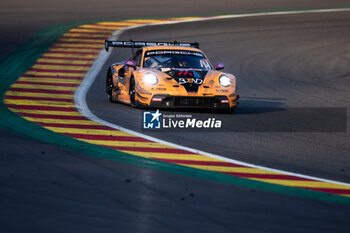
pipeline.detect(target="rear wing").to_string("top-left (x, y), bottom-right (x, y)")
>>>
top-left (104, 40), bottom-right (199, 52)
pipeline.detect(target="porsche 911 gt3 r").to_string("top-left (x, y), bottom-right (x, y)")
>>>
top-left (105, 40), bottom-right (239, 111)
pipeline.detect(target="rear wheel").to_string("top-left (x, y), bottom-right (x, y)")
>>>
top-left (106, 69), bottom-right (114, 102)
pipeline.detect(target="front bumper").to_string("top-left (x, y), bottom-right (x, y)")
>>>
top-left (148, 95), bottom-right (239, 109)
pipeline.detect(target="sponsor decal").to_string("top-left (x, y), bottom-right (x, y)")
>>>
top-left (161, 68), bottom-right (171, 72)
top-left (110, 41), bottom-right (196, 47)
top-left (145, 50), bottom-right (204, 57)
top-left (178, 78), bottom-right (203, 85)
top-left (216, 89), bottom-right (229, 93)
top-left (151, 97), bottom-right (163, 102)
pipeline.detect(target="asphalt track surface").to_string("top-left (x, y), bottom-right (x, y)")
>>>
top-left (1, 0), bottom-right (350, 62)
top-left (1, 1), bottom-right (350, 233)
top-left (89, 12), bottom-right (350, 183)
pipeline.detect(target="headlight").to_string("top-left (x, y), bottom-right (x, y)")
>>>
top-left (143, 73), bottom-right (158, 85)
top-left (219, 75), bottom-right (230, 87)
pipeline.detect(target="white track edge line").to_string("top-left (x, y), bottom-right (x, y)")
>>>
top-left (75, 8), bottom-right (350, 187)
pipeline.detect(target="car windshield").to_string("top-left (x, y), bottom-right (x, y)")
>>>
top-left (143, 50), bottom-right (212, 70)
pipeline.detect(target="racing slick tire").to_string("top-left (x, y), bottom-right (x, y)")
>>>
top-left (129, 77), bottom-right (139, 108)
top-left (106, 69), bottom-right (114, 102)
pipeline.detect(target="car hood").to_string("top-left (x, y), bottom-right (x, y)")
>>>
top-left (162, 68), bottom-right (210, 92)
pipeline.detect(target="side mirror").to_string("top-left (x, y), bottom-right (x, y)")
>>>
top-left (124, 60), bottom-right (136, 67)
top-left (215, 63), bottom-right (225, 70)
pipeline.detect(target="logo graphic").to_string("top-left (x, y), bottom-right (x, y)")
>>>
top-left (178, 78), bottom-right (203, 85)
top-left (143, 109), bottom-right (162, 129)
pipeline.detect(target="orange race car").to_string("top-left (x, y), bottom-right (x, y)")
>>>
top-left (105, 40), bottom-right (239, 110)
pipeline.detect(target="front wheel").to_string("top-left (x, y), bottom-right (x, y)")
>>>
top-left (129, 77), bottom-right (138, 107)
